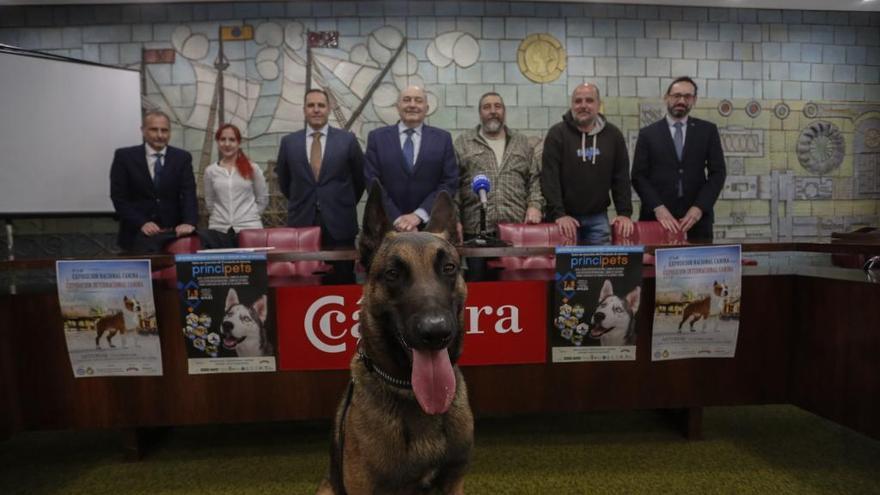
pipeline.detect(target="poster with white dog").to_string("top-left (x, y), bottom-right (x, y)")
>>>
top-left (175, 253), bottom-right (275, 374)
top-left (552, 246), bottom-right (644, 362)
top-left (56, 260), bottom-right (162, 377)
top-left (652, 245), bottom-right (742, 361)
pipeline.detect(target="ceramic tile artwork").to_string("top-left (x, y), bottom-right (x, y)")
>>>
top-left (1, 0), bottom-right (878, 246)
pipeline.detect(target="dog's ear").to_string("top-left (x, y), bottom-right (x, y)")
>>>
top-left (358, 180), bottom-right (393, 270)
top-left (225, 288), bottom-right (239, 311)
top-left (424, 190), bottom-right (457, 242)
top-left (253, 294), bottom-right (267, 323)
top-left (627, 286), bottom-right (641, 313)
top-left (600, 279), bottom-right (613, 300)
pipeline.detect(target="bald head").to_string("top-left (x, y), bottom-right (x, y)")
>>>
top-left (570, 83), bottom-right (601, 130)
top-left (397, 85), bottom-right (428, 128)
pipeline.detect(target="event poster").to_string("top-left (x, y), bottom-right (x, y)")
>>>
top-left (552, 246), bottom-right (644, 362)
top-left (176, 253), bottom-right (276, 374)
top-left (56, 260), bottom-right (162, 377)
top-left (651, 245), bottom-right (742, 361)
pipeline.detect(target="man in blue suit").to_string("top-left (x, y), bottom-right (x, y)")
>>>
top-left (364, 85), bottom-right (458, 232)
top-left (632, 76), bottom-right (726, 241)
top-left (110, 110), bottom-right (198, 252)
top-left (276, 89), bottom-right (365, 282)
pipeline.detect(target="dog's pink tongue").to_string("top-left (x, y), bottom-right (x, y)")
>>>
top-left (411, 349), bottom-right (456, 415)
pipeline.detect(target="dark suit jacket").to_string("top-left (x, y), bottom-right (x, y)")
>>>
top-left (631, 117), bottom-right (726, 240)
top-left (109, 144), bottom-right (198, 250)
top-left (275, 126), bottom-right (365, 243)
top-left (364, 123), bottom-right (458, 222)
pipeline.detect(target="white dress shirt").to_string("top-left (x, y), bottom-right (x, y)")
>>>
top-left (203, 161), bottom-right (269, 231)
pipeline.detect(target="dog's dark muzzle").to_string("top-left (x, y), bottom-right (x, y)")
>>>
top-left (408, 310), bottom-right (457, 351)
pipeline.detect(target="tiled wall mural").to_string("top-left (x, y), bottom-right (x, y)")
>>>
top-left (1, 1), bottom-right (879, 255)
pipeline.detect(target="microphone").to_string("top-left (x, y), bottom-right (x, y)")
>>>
top-left (471, 174), bottom-right (490, 205)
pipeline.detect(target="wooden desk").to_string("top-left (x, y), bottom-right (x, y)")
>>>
top-left (1, 243), bottom-right (878, 454)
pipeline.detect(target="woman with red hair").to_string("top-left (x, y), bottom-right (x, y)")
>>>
top-left (203, 124), bottom-right (269, 244)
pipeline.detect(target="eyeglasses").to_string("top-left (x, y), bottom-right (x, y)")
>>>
top-left (668, 93), bottom-right (696, 101)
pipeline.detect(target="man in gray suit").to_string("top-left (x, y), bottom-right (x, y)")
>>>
top-left (276, 89), bottom-right (365, 282)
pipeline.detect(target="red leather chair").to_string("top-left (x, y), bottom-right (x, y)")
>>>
top-left (237, 227), bottom-right (331, 283)
top-left (611, 221), bottom-right (686, 265)
top-left (151, 235), bottom-right (202, 285)
top-left (611, 221), bottom-right (687, 246)
top-left (487, 223), bottom-right (575, 278)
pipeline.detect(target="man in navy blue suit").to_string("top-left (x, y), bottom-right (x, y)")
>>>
top-left (276, 89), bottom-right (365, 282)
top-left (632, 76), bottom-right (726, 241)
top-left (364, 85), bottom-right (458, 232)
top-left (110, 110), bottom-right (198, 252)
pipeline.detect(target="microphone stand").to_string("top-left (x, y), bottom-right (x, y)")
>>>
top-left (463, 202), bottom-right (510, 247)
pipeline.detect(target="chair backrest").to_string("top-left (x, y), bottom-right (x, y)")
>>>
top-left (151, 235), bottom-right (202, 284)
top-left (238, 227), bottom-right (328, 277)
top-left (611, 221), bottom-right (686, 245)
top-left (163, 235), bottom-right (202, 254)
top-left (492, 223), bottom-right (575, 270)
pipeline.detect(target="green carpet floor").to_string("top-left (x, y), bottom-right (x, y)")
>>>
top-left (1, 405), bottom-right (878, 494)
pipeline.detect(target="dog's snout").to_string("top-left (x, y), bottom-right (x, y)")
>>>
top-left (593, 312), bottom-right (605, 323)
top-left (412, 313), bottom-right (455, 350)
top-left (222, 320), bottom-right (233, 333)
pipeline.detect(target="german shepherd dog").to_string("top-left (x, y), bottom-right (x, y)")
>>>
top-left (316, 183), bottom-right (473, 495)
top-left (95, 295), bottom-right (143, 349)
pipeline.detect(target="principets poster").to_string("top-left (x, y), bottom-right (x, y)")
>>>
top-left (551, 246), bottom-right (644, 362)
top-left (176, 253), bottom-right (275, 374)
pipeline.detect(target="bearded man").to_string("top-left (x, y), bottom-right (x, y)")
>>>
top-left (631, 76), bottom-right (727, 241)
top-left (454, 92), bottom-right (543, 239)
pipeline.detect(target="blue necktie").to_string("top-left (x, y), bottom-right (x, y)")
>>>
top-left (402, 128), bottom-right (415, 170)
top-left (153, 153), bottom-right (164, 189)
top-left (673, 122), bottom-right (684, 162)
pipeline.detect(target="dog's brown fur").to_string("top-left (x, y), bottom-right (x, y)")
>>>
top-left (316, 183), bottom-right (473, 495)
top-left (95, 295), bottom-right (142, 348)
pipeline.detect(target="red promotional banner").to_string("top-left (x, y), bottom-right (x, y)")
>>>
top-left (276, 280), bottom-right (547, 371)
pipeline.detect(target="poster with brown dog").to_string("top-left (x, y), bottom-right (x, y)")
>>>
top-left (651, 245), bottom-right (742, 361)
top-left (56, 259), bottom-right (162, 377)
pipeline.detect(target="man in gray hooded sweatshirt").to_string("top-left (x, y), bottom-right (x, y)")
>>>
top-left (541, 83), bottom-right (634, 244)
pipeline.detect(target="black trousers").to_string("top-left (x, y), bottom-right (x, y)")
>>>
top-left (315, 209), bottom-right (357, 285)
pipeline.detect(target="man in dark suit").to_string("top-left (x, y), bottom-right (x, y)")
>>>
top-left (275, 88), bottom-right (365, 283)
top-left (364, 85), bottom-right (458, 232)
top-left (110, 110), bottom-right (198, 252)
top-left (631, 76), bottom-right (726, 241)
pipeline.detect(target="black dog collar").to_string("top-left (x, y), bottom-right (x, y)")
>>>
top-left (358, 350), bottom-right (412, 389)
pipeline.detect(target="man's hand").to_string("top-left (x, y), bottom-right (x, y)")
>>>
top-left (141, 222), bottom-right (161, 236)
top-left (653, 205), bottom-right (680, 233)
top-left (175, 223), bottom-right (195, 237)
top-left (393, 213), bottom-right (422, 232)
top-left (554, 215), bottom-right (579, 241)
top-left (524, 207), bottom-right (542, 224)
top-left (611, 216), bottom-right (634, 238)
top-left (678, 206), bottom-right (703, 232)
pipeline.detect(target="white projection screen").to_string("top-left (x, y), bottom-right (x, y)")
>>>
top-left (0, 48), bottom-right (142, 215)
